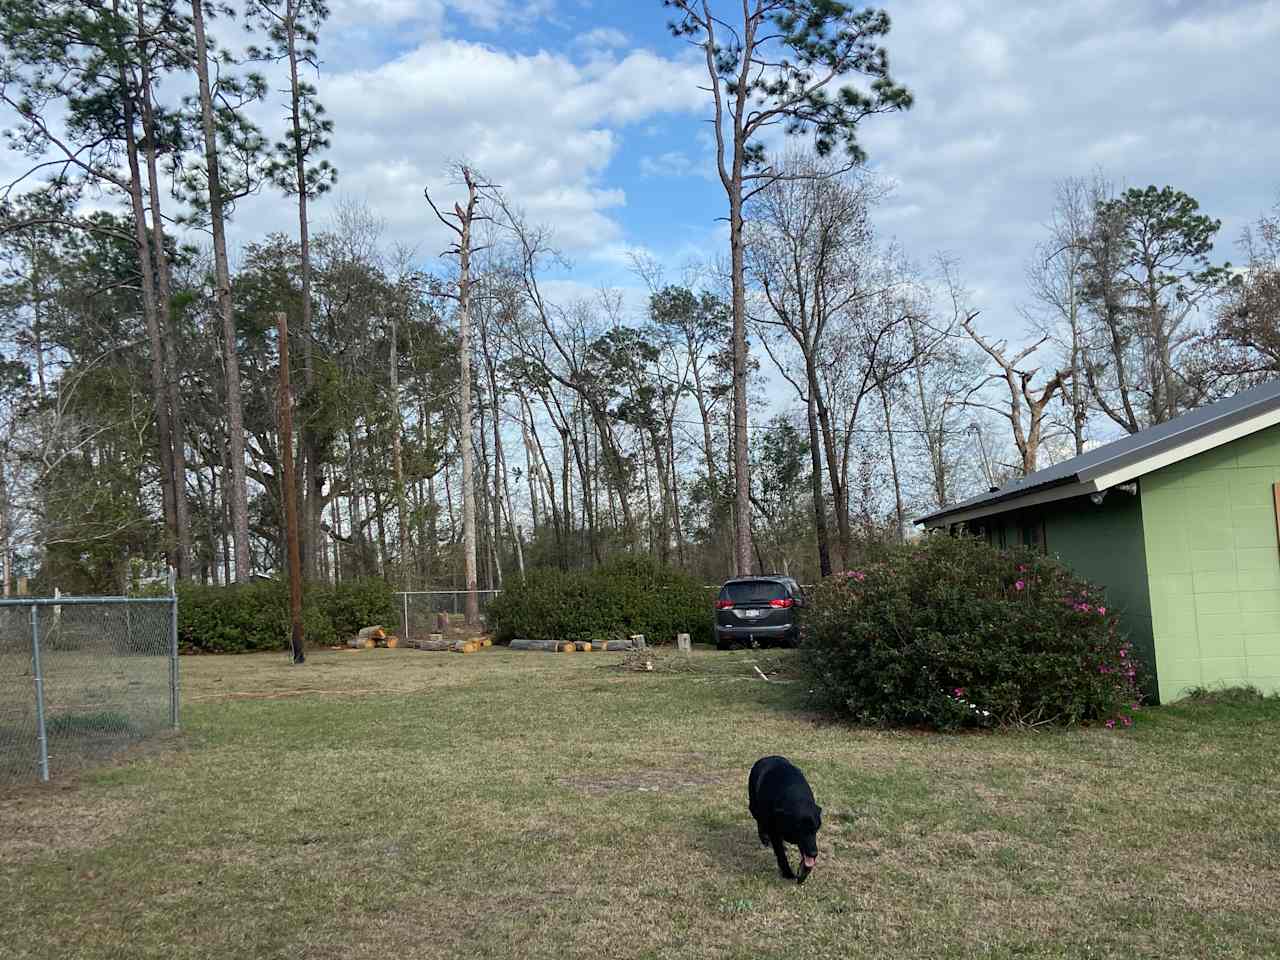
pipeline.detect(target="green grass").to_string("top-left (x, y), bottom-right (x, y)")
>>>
top-left (2, 647), bottom-right (1279, 959)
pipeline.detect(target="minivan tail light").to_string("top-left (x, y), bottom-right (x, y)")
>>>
top-left (769, 598), bottom-right (794, 609)
top-left (715, 599), bottom-right (734, 609)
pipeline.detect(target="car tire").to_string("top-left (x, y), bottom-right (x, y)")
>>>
top-left (716, 638), bottom-right (732, 651)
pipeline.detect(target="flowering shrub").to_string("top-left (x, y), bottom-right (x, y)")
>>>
top-left (798, 535), bottom-right (1141, 730)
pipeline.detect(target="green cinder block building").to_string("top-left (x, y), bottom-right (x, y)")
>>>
top-left (916, 381), bottom-right (1280, 704)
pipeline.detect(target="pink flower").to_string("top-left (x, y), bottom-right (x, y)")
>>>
top-left (853, 571), bottom-right (866, 582)
top-left (1097, 607), bottom-right (1106, 616)
top-left (1121, 716), bottom-right (1133, 727)
top-left (1015, 580), bottom-right (1026, 591)
top-left (1099, 665), bottom-right (1110, 673)
top-left (1119, 649), bottom-right (1126, 658)
top-left (1105, 719), bottom-right (1116, 729)
top-left (953, 687), bottom-right (966, 697)
top-left (1017, 564), bottom-right (1027, 573)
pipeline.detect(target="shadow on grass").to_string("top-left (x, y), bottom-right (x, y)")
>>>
top-left (688, 810), bottom-right (778, 880)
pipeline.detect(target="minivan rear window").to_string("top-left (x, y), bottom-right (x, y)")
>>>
top-left (720, 580), bottom-right (789, 603)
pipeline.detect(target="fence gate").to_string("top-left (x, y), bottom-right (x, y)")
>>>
top-left (396, 589), bottom-right (502, 640)
top-left (0, 596), bottom-right (179, 785)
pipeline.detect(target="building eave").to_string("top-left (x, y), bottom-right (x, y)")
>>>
top-left (919, 478), bottom-right (1101, 529)
top-left (917, 401), bottom-right (1280, 529)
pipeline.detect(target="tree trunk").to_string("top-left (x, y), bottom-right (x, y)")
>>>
top-left (728, 180), bottom-right (753, 575)
top-left (134, 11), bottom-right (192, 580)
top-left (115, 44), bottom-right (179, 580)
top-left (390, 310), bottom-right (409, 587)
top-left (457, 188), bottom-right (480, 626)
top-left (666, 416), bottom-right (685, 568)
top-left (880, 385), bottom-right (905, 543)
top-left (276, 311), bottom-right (305, 664)
top-left (191, 0), bottom-right (251, 581)
top-left (283, 0), bottom-right (319, 581)
top-left (482, 344), bottom-right (525, 579)
top-left (805, 372), bottom-right (832, 576)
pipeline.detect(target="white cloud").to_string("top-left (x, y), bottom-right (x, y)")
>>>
top-left (857, 0), bottom-right (1280, 342)
top-left (575, 27), bottom-right (629, 51)
top-left (222, 39), bottom-right (705, 261)
top-left (639, 151), bottom-right (697, 178)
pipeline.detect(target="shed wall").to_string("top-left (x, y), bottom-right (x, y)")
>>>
top-left (1140, 424), bottom-right (1280, 701)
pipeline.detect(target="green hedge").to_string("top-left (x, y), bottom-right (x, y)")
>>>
top-left (798, 535), bottom-right (1142, 729)
top-left (487, 558), bottom-right (712, 646)
top-left (175, 577), bottom-right (397, 653)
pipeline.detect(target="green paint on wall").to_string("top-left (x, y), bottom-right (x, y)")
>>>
top-left (1141, 423), bottom-right (1280, 702)
top-left (1043, 492), bottom-right (1155, 700)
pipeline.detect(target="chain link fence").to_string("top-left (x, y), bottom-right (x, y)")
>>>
top-left (397, 589), bottom-right (502, 640)
top-left (0, 596), bottom-right (178, 785)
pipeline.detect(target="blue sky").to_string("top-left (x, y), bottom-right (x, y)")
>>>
top-left (7, 0), bottom-right (1277, 347)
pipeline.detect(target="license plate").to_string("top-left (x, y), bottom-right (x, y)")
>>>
top-left (736, 609), bottom-right (765, 620)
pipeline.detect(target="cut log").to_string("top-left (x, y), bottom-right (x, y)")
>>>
top-left (357, 625), bottom-right (387, 642)
top-left (509, 638), bottom-right (560, 652)
top-left (560, 642), bottom-right (575, 653)
top-left (362, 638), bottom-right (376, 649)
top-left (387, 636), bottom-right (401, 649)
top-left (575, 641), bottom-right (593, 652)
top-left (412, 638), bottom-right (453, 651)
top-left (630, 634), bottom-right (646, 650)
top-left (480, 638), bottom-right (493, 648)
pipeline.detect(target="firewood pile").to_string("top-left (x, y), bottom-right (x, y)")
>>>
top-left (347, 625), bottom-right (403, 649)
top-left (408, 633), bottom-right (494, 654)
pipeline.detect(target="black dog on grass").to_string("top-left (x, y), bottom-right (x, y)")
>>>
top-left (748, 755), bottom-right (822, 884)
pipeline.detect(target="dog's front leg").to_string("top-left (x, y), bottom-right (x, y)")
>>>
top-left (770, 834), bottom-right (795, 879)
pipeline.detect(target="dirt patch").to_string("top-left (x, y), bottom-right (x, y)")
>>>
top-left (557, 767), bottom-right (728, 795)
top-left (0, 792), bottom-right (141, 862)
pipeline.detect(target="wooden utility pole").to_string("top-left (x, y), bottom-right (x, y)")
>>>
top-left (276, 311), bottom-right (305, 664)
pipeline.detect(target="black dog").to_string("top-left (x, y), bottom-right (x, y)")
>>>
top-left (748, 755), bottom-right (822, 884)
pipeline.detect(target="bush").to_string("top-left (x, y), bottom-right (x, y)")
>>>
top-left (798, 535), bottom-right (1141, 730)
top-left (318, 577), bottom-right (398, 640)
top-left (487, 557), bottom-right (712, 647)
top-left (173, 579), bottom-right (380, 653)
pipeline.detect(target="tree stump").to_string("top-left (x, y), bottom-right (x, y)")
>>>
top-left (630, 634), bottom-right (646, 650)
top-left (676, 633), bottom-right (692, 653)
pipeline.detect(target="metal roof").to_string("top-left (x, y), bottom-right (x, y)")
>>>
top-left (916, 378), bottom-right (1280, 526)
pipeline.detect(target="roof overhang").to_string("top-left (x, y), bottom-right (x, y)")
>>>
top-left (917, 402), bottom-right (1280, 529)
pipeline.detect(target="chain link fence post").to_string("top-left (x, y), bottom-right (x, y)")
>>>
top-left (30, 604), bottom-right (49, 783)
top-left (168, 569), bottom-right (180, 731)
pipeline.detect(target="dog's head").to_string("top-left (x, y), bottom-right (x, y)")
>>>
top-left (780, 802), bottom-right (822, 867)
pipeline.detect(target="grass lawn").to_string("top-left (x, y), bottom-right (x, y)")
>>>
top-left (2, 645), bottom-right (1278, 959)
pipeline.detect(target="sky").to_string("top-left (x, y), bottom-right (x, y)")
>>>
top-left (6, 0), bottom-right (1280, 346)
